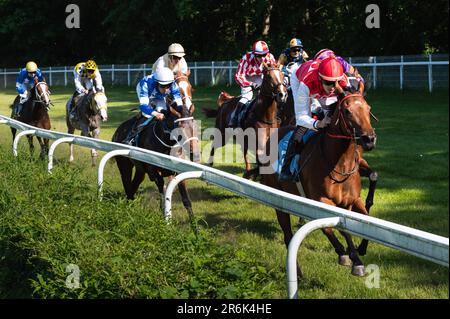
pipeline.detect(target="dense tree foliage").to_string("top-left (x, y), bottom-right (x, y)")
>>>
top-left (0, 0), bottom-right (447, 67)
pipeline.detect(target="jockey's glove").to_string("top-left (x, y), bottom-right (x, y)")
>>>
top-left (251, 82), bottom-right (261, 90)
top-left (315, 115), bottom-right (332, 129)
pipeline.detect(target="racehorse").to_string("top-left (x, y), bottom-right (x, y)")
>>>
top-left (173, 70), bottom-right (200, 163)
top-left (10, 81), bottom-right (52, 159)
top-left (261, 84), bottom-right (377, 277)
top-left (202, 63), bottom-right (288, 179)
top-left (111, 97), bottom-right (199, 219)
top-left (66, 90), bottom-right (108, 166)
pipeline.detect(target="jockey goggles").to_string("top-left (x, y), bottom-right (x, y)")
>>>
top-left (321, 78), bottom-right (337, 87)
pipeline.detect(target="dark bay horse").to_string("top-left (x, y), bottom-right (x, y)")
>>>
top-left (262, 85), bottom-right (377, 277)
top-left (203, 63), bottom-right (288, 179)
top-left (66, 90), bottom-right (108, 166)
top-left (112, 100), bottom-right (199, 218)
top-left (10, 81), bottom-right (52, 159)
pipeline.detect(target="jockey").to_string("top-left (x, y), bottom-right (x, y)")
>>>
top-left (278, 38), bottom-right (309, 71)
top-left (152, 43), bottom-right (189, 76)
top-left (279, 56), bottom-right (348, 181)
top-left (14, 61), bottom-right (45, 117)
top-left (69, 60), bottom-right (104, 119)
top-left (231, 40), bottom-right (277, 127)
top-left (73, 59), bottom-right (104, 94)
top-left (124, 67), bottom-right (183, 144)
top-left (314, 49), bottom-right (365, 89)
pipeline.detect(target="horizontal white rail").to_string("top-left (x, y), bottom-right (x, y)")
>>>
top-left (0, 114), bottom-right (448, 268)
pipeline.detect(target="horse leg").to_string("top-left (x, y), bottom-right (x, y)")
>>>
top-left (11, 127), bottom-right (17, 145)
top-left (178, 180), bottom-right (197, 231)
top-left (352, 197), bottom-right (370, 256)
top-left (68, 127), bottom-right (75, 162)
top-left (116, 157), bottom-right (135, 199)
top-left (339, 230), bottom-right (365, 277)
top-left (153, 172), bottom-right (165, 211)
top-left (90, 128), bottom-right (100, 167)
top-left (318, 198), bottom-right (350, 267)
top-left (277, 209), bottom-right (303, 278)
top-left (359, 158), bottom-right (378, 213)
top-left (35, 136), bottom-right (49, 160)
top-left (27, 135), bottom-right (35, 158)
top-left (129, 165), bottom-right (146, 199)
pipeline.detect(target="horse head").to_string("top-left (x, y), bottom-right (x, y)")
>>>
top-left (261, 62), bottom-right (288, 104)
top-left (175, 70), bottom-right (194, 115)
top-left (34, 81), bottom-right (51, 108)
top-left (167, 101), bottom-right (200, 163)
top-left (331, 84), bottom-right (377, 151)
top-left (90, 91), bottom-right (108, 121)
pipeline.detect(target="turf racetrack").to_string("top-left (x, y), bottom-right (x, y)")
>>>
top-left (0, 86), bottom-right (448, 298)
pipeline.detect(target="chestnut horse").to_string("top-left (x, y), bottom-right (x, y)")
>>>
top-left (203, 63), bottom-right (288, 179)
top-left (10, 81), bottom-right (52, 159)
top-left (262, 85), bottom-right (377, 277)
top-left (173, 70), bottom-right (200, 163)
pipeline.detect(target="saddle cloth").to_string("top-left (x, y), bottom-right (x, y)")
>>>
top-left (272, 129), bottom-right (317, 177)
top-left (228, 99), bottom-right (256, 128)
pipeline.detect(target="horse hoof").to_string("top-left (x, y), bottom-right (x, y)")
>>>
top-left (338, 255), bottom-right (352, 267)
top-left (351, 265), bottom-right (366, 277)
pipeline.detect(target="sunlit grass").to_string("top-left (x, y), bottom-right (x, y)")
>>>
top-left (0, 86), bottom-right (448, 298)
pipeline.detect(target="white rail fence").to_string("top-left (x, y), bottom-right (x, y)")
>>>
top-left (0, 54), bottom-right (448, 92)
top-left (0, 115), bottom-right (448, 299)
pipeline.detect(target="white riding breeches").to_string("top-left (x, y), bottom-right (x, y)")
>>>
top-left (239, 75), bottom-right (263, 104)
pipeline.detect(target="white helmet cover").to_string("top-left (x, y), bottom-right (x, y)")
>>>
top-left (168, 43), bottom-right (185, 57)
top-left (154, 67), bottom-right (175, 85)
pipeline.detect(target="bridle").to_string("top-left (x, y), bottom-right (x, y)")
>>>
top-left (33, 82), bottom-right (52, 108)
top-left (260, 67), bottom-right (287, 100)
top-left (323, 93), bottom-right (370, 182)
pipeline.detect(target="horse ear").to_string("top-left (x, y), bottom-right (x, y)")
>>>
top-left (262, 61), bottom-right (268, 70)
top-left (186, 69), bottom-right (191, 77)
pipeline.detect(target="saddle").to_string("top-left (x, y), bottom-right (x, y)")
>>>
top-left (273, 129), bottom-right (318, 177)
top-left (228, 99), bottom-right (257, 129)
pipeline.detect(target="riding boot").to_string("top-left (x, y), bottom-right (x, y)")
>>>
top-left (123, 114), bottom-right (147, 145)
top-left (279, 126), bottom-right (308, 182)
top-left (230, 101), bottom-right (246, 128)
top-left (69, 92), bottom-right (80, 121)
top-left (13, 102), bottom-right (24, 119)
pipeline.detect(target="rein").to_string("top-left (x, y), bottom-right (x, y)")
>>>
top-left (322, 94), bottom-right (364, 182)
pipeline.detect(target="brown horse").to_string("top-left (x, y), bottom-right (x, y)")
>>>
top-left (173, 70), bottom-right (200, 163)
top-left (10, 81), bottom-right (52, 159)
top-left (262, 85), bottom-right (377, 277)
top-left (203, 63), bottom-right (288, 179)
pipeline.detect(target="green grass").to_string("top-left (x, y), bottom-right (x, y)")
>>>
top-left (0, 86), bottom-right (448, 298)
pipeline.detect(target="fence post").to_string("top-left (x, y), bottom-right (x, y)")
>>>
top-left (400, 55), bottom-right (404, 90)
top-left (194, 61), bottom-right (198, 86)
top-left (49, 66), bottom-right (53, 86)
top-left (143, 63), bottom-right (146, 76)
top-left (229, 61), bottom-right (232, 85)
top-left (211, 61), bottom-right (215, 86)
top-left (127, 64), bottom-right (131, 86)
top-left (372, 56), bottom-right (377, 89)
top-left (4, 68), bottom-right (6, 89)
top-left (428, 54), bottom-right (433, 93)
top-left (64, 66), bottom-right (67, 87)
top-left (112, 64), bottom-right (115, 85)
